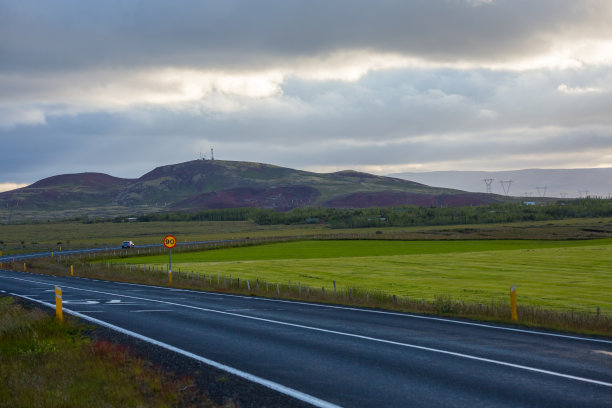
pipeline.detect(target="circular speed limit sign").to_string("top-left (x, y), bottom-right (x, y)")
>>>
top-left (163, 235), bottom-right (177, 249)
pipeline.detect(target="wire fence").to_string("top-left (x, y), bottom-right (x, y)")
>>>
top-left (4, 252), bottom-right (609, 337)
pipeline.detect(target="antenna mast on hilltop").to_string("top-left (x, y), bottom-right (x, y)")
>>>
top-left (483, 178), bottom-right (494, 194)
top-left (500, 180), bottom-right (513, 196)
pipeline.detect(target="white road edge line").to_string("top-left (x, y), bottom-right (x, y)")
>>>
top-left (9, 292), bottom-right (343, 408)
top-left (8, 277), bottom-right (612, 389)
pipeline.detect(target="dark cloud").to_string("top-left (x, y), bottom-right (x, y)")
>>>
top-left (1, 0), bottom-right (610, 72)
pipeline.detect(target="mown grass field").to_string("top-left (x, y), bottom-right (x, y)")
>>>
top-left (110, 239), bottom-right (612, 314)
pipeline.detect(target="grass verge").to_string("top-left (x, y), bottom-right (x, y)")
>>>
top-left (0, 296), bottom-right (219, 408)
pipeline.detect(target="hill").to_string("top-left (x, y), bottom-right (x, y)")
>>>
top-left (0, 160), bottom-right (506, 221)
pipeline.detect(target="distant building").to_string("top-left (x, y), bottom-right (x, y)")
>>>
top-left (523, 201), bottom-right (536, 206)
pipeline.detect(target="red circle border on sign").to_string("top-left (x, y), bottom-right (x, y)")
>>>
top-left (163, 235), bottom-right (177, 249)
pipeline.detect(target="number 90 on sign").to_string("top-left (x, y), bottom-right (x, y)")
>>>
top-left (163, 235), bottom-right (177, 249)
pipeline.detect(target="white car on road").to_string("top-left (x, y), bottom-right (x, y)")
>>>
top-left (121, 240), bottom-right (135, 248)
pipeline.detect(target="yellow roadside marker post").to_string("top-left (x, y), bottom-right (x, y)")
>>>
top-left (510, 285), bottom-right (518, 321)
top-left (70, 265), bottom-right (74, 276)
top-left (55, 286), bottom-right (63, 322)
top-left (23, 262), bottom-right (26, 272)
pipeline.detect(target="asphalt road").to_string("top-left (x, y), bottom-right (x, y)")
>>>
top-left (0, 239), bottom-right (232, 262)
top-left (1, 269), bottom-right (610, 407)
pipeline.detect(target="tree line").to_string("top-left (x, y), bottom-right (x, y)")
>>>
top-left (120, 198), bottom-right (612, 228)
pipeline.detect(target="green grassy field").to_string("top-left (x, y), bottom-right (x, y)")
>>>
top-left (109, 239), bottom-right (612, 314)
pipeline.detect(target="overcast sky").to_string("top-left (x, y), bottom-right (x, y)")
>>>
top-left (1, 0), bottom-right (612, 191)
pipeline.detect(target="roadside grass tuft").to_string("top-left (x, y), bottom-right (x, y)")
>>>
top-left (0, 296), bottom-right (219, 408)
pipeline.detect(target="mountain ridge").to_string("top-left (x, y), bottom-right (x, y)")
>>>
top-left (0, 160), bottom-right (505, 219)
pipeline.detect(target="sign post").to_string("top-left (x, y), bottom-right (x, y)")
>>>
top-left (163, 235), bottom-right (177, 284)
